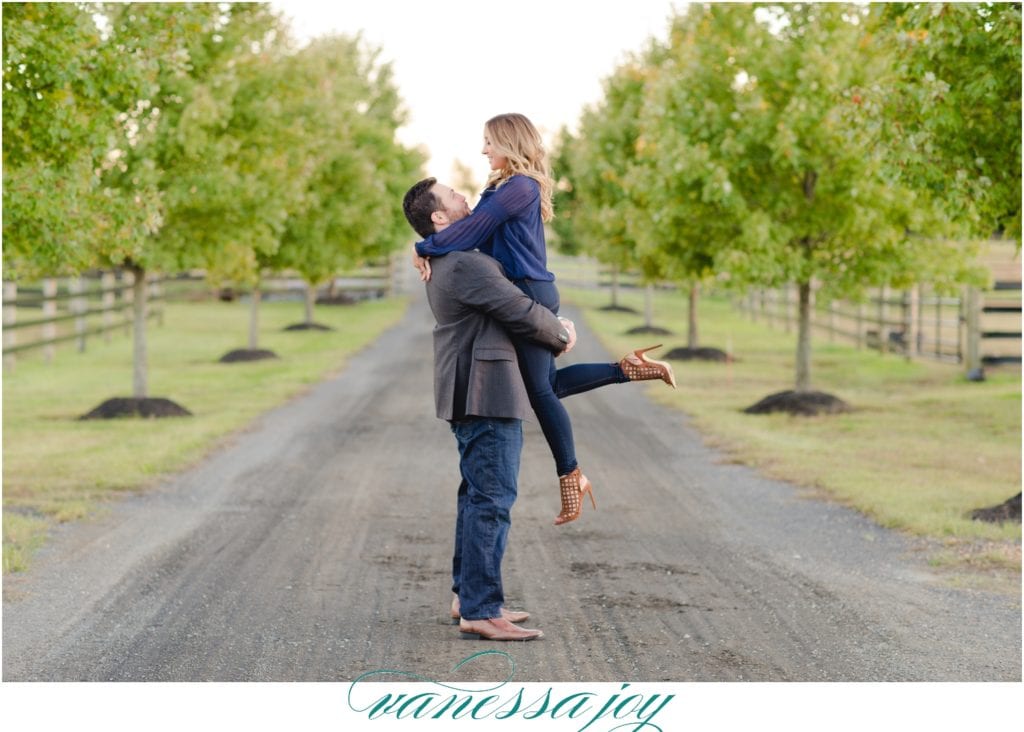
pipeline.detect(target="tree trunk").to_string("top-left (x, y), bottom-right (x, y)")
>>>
top-left (687, 282), bottom-right (700, 349)
top-left (797, 173), bottom-right (817, 394)
top-left (644, 283), bottom-right (654, 328)
top-left (130, 264), bottom-right (148, 399)
top-left (248, 283), bottom-right (261, 350)
top-left (611, 265), bottom-right (620, 308)
top-left (795, 280), bottom-right (812, 393)
top-left (304, 283), bottom-right (316, 326)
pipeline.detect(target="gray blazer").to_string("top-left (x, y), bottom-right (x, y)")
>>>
top-left (425, 251), bottom-right (569, 421)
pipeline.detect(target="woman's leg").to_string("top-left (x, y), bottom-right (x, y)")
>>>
top-left (513, 334), bottom-right (578, 477)
top-left (512, 279), bottom-right (634, 400)
top-left (553, 362), bottom-right (629, 399)
top-left (512, 280), bottom-right (581, 476)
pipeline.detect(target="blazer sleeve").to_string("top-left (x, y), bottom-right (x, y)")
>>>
top-left (414, 176), bottom-right (539, 257)
top-left (450, 255), bottom-right (568, 353)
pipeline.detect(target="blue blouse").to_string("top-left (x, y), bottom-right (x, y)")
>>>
top-left (414, 174), bottom-right (555, 282)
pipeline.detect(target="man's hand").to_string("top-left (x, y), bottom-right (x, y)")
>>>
top-left (411, 245), bottom-right (431, 282)
top-left (558, 317), bottom-right (577, 355)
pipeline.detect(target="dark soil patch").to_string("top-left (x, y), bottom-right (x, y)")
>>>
top-left (283, 322), bottom-right (334, 331)
top-left (218, 349), bottom-right (279, 363)
top-left (80, 397), bottom-right (192, 420)
top-left (970, 492), bottom-right (1022, 524)
top-left (599, 304), bottom-right (639, 314)
top-left (625, 325), bottom-right (674, 336)
top-left (744, 390), bottom-right (851, 416)
top-left (665, 346), bottom-right (733, 362)
top-left (316, 293), bottom-right (357, 306)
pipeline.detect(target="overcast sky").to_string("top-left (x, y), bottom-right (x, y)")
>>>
top-left (271, 0), bottom-right (684, 187)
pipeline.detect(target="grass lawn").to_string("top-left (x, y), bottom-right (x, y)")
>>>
top-left (561, 285), bottom-right (1021, 578)
top-left (2, 295), bottom-right (409, 574)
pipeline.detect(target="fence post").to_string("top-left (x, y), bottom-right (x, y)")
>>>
top-left (102, 271), bottom-right (115, 344)
top-left (70, 277), bottom-right (87, 352)
top-left (879, 285), bottom-right (890, 353)
top-left (905, 287), bottom-right (919, 360)
top-left (856, 301), bottom-right (866, 349)
top-left (964, 286), bottom-right (982, 376)
top-left (42, 279), bottom-right (57, 363)
top-left (3, 281), bottom-right (16, 371)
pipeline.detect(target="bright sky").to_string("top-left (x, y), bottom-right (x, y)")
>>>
top-left (271, 0), bottom-right (685, 188)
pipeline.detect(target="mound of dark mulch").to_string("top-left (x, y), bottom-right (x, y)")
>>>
top-left (665, 346), bottom-right (733, 362)
top-left (219, 348), bottom-right (279, 363)
top-left (283, 322), bottom-right (334, 331)
top-left (625, 325), bottom-right (674, 336)
top-left (316, 293), bottom-right (357, 306)
top-left (80, 397), bottom-right (192, 420)
top-left (599, 304), bottom-right (639, 314)
top-left (744, 390), bottom-right (851, 416)
top-left (970, 492), bottom-right (1022, 524)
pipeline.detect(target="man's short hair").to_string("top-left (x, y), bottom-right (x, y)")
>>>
top-left (403, 177), bottom-right (439, 238)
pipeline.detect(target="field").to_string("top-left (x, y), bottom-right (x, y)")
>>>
top-left (561, 285), bottom-right (1022, 578)
top-left (2, 295), bottom-right (409, 573)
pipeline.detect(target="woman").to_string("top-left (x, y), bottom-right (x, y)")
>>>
top-left (414, 113), bottom-right (675, 526)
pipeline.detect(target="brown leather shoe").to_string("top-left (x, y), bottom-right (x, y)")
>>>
top-left (459, 617), bottom-right (543, 641)
top-left (450, 594), bottom-right (529, 624)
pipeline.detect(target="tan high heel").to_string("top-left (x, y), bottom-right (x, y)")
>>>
top-left (620, 344), bottom-right (676, 388)
top-left (554, 467), bottom-right (596, 526)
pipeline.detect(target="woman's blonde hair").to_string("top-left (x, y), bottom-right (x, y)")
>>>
top-left (484, 113), bottom-right (554, 222)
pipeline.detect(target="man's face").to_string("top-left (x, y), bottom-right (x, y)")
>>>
top-left (430, 183), bottom-right (470, 227)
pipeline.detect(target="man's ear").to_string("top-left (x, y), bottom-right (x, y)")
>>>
top-left (430, 210), bottom-right (449, 227)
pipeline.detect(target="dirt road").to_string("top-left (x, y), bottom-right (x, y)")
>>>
top-left (3, 287), bottom-right (1020, 683)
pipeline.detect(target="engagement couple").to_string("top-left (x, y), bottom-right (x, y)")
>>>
top-left (401, 113), bottom-right (676, 642)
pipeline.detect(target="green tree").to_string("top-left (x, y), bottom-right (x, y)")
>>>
top-left (555, 45), bottom-right (666, 316)
top-left (714, 3), bottom-right (981, 408)
top-left (94, 2), bottom-right (286, 406)
top-left (2, 2), bottom-right (162, 278)
top-left (550, 126), bottom-right (583, 255)
top-left (185, 21), bottom-right (310, 357)
top-left (273, 36), bottom-right (422, 328)
top-left (864, 2), bottom-right (1021, 242)
top-left (625, 4), bottom-right (749, 352)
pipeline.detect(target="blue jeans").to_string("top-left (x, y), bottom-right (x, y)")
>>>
top-left (450, 418), bottom-right (523, 620)
top-left (513, 279), bottom-right (629, 477)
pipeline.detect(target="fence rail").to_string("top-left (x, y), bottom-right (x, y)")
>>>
top-left (735, 281), bottom-right (1021, 369)
top-left (2, 260), bottom-right (397, 369)
top-left (2, 273), bottom-right (167, 368)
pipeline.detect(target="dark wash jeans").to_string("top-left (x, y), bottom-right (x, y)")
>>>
top-left (512, 279), bottom-right (629, 477)
top-left (450, 417), bottom-right (523, 620)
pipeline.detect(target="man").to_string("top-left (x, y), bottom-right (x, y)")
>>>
top-left (402, 177), bottom-right (576, 641)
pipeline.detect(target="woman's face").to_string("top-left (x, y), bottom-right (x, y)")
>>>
top-left (482, 132), bottom-right (508, 172)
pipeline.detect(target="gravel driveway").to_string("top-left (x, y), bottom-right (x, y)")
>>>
top-left (3, 286), bottom-right (1020, 683)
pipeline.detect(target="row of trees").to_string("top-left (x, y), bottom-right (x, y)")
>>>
top-left (3, 3), bottom-right (423, 414)
top-left (553, 2), bottom-right (1021, 412)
